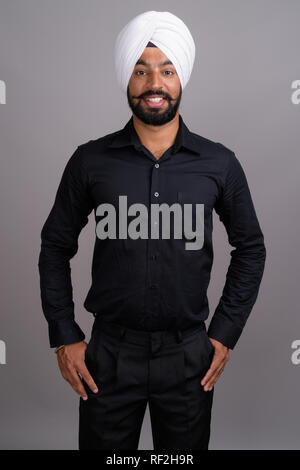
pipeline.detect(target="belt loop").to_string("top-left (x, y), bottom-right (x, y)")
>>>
top-left (176, 329), bottom-right (183, 343)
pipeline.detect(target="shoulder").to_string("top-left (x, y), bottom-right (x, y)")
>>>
top-left (77, 129), bottom-right (121, 155)
top-left (193, 130), bottom-right (234, 154)
top-left (189, 129), bottom-right (236, 167)
top-left (69, 128), bottom-right (122, 171)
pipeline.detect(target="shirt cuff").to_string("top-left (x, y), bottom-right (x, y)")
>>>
top-left (48, 317), bottom-right (85, 348)
top-left (207, 314), bottom-right (244, 350)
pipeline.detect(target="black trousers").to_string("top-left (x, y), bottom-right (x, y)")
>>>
top-left (79, 316), bottom-right (215, 450)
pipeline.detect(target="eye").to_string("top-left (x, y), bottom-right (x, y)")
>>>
top-left (164, 70), bottom-right (174, 75)
top-left (135, 70), bottom-right (146, 76)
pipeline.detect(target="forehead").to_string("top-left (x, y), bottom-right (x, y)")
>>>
top-left (135, 47), bottom-right (174, 66)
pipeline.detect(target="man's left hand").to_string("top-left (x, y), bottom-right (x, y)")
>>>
top-left (201, 338), bottom-right (229, 391)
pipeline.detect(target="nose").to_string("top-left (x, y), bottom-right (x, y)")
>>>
top-left (147, 70), bottom-right (164, 90)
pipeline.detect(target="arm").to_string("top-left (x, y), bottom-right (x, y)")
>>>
top-left (38, 145), bottom-right (94, 348)
top-left (207, 150), bottom-right (267, 350)
top-left (201, 150), bottom-right (266, 392)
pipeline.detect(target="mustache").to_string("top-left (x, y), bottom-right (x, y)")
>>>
top-left (138, 91), bottom-right (172, 100)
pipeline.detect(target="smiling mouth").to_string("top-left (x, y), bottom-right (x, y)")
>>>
top-left (142, 96), bottom-right (167, 108)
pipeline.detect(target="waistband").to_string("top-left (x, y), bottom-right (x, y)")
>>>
top-left (92, 314), bottom-right (206, 347)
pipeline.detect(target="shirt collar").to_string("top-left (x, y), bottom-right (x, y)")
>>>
top-left (108, 114), bottom-right (201, 155)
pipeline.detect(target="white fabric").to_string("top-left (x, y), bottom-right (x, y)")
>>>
top-left (114, 11), bottom-right (196, 94)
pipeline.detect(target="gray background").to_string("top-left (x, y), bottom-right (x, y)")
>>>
top-left (0, 0), bottom-right (299, 449)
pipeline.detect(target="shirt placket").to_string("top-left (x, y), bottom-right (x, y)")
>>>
top-left (134, 143), bottom-right (172, 329)
top-left (147, 159), bottom-right (160, 325)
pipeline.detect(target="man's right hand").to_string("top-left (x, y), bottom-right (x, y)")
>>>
top-left (56, 341), bottom-right (99, 400)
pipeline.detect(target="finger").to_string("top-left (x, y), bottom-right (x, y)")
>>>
top-left (201, 358), bottom-right (226, 387)
top-left (78, 362), bottom-right (99, 394)
top-left (204, 374), bottom-right (221, 392)
top-left (201, 357), bottom-right (223, 386)
top-left (204, 364), bottom-right (226, 391)
top-left (66, 366), bottom-right (89, 400)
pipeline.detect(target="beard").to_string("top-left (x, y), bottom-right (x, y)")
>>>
top-left (127, 84), bottom-right (182, 126)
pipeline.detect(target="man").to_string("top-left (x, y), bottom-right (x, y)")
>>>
top-left (38, 11), bottom-right (266, 450)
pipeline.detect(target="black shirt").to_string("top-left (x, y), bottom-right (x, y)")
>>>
top-left (38, 114), bottom-right (266, 350)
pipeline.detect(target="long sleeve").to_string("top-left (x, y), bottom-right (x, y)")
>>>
top-left (38, 146), bottom-right (94, 348)
top-left (207, 151), bottom-right (266, 350)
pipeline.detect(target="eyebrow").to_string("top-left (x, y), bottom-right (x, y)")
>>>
top-left (135, 59), bottom-right (174, 67)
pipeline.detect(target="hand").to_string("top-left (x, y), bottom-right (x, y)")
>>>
top-left (201, 338), bottom-right (229, 392)
top-left (56, 341), bottom-right (99, 400)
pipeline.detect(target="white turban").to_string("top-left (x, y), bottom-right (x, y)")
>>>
top-left (114, 11), bottom-right (196, 94)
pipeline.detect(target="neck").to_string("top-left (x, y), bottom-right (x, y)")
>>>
top-left (132, 113), bottom-right (180, 152)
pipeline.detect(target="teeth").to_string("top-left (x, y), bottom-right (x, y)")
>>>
top-left (146, 97), bottom-right (164, 102)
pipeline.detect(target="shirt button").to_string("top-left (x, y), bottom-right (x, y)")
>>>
top-left (154, 192), bottom-right (159, 197)
top-left (155, 163), bottom-right (159, 168)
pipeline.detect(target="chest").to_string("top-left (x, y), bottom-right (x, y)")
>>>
top-left (88, 156), bottom-right (222, 217)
